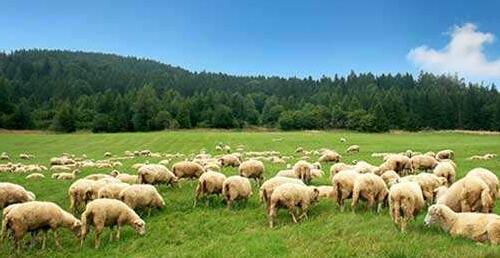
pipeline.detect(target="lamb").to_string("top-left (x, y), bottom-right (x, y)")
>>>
top-left (389, 181), bottom-right (425, 232)
top-left (238, 159), bottom-right (265, 185)
top-left (436, 149), bottom-right (454, 160)
top-left (119, 184), bottom-right (165, 215)
top-left (194, 171), bottom-right (227, 207)
top-left (346, 145), bottom-right (360, 154)
top-left (138, 164), bottom-right (178, 186)
top-left (331, 169), bottom-right (359, 211)
top-left (401, 173), bottom-right (447, 204)
top-left (268, 183), bottom-right (320, 228)
top-left (25, 173), bottom-right (45, 180)
top-left (97, 182), bottom-right (130, 199)
top-left (351, 173), bottom-right (388, 212)
top-left (318, 150), bottom-right (341, 163)
top-left (330, 162), bottom-right (354, 177)
top-left (110, 170), bottom-right (138, 184)
top-left (410, 155), bottom-right (438, 172)
top-left (2, 201), bottom-right (81, 250)
top-left (435, 175), bottom-right (493, 213)
top-left (380, 170), bottom-right (400, 187)
top-left (293, 160), bottom-right (314, 183)
top-left (80, 198), bottom-right (146, 249)
top-left (217, 154), bottom-right (241, 167)
top-left (259, 176), bottom-right (305, 209)
top-left (424, 204), bottom-right (500, 245)
top-left (172, 161), bottom-right (205, 179)
top-left (0, 182), bottom-right (36, 209)
top-left (222, 176), bottom-right (252, 209)
top-left (466, 168), bottom-right (499, 199)
top-left (433, 161), bottom-right (456, 186)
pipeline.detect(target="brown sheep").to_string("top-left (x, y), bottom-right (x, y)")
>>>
top-left (466, 168), bottom-right (499, 199)
top-left (436, 149), bottom-right (454, 160)
top-left (377, 154), bottom-right (412, 176)
top-left (222, 176), bottom-right (252, 209)
top-left (318, 150), bottom-right (341, 163)
top-left (351, 173), bottom-right (388, 212)
top-left (268, 183), bottom-right (320, 228)
top-left (331, 169), bottom-right (359, 211)
top-left (217, 154), bottom-right (241, 167)
top-left (238, 159), bottom-right (265, 185)
top-left (80, 199), bottom-right (145, 249)
top-left (0, 182), bottom-right (36, 209)
top-left (172, 161), bottom-right (205, 179)
top-left (110, 170), bottom-right (139, 184)
top-left (424, 204), bottom-right (500, 245)
top-left (436, 176), bottom-right (494, 213)
top-left (389, 181), bottom-right (425, 232)
top-left (410, 155), bottom-right (438, 172)
top-left (194, 171), bottom-right (227, 207)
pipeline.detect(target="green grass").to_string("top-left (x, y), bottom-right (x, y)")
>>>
top-left (0, 130), bottom-right (499, 257)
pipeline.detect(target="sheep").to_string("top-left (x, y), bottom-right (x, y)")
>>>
top-left (110, 170), bottom-right (138, 184)
top-left (377, 154), bottom-right (412, 176)
top-left (401, 173), bottom-right (447, 204)
top-left (222, 176), bottom-right (252, 209)
top-left (380, 170), bottom-right (400, 187)
top-left (119, 184), bottom-right (165, 216)
top-left (389, 181), bottom-right (425, 232)
top-left (259, 176), bottom-right (305, 209)
top-left (424, 151), bottom-right (436, 157)
top-left (330, 162), bottom-right (354, 177)
top-left (204, 162), bottom-right (221, 172)
top-left (85, 173), bottom-right (114, 181)
top-left (238, 159), bottom-right (265, 185)
top-left (194, 171), bottom-right (227, 207)
top-left (19, 153), bottom-right (32, 160)
top-left (97, 182), bottom-right (130, 199)
top-left (353, 161), bottom-right (378, 174)
top-left (172, 161), bottom-right (205, 179)
top-left (316, 186), bottom-right (334, 199)
top-left (138, 164), bottom-right (178, 187)
top-left (310, 169), bottom-right (324, 180)
top-left (275, 169), bottom-right (297, 178)
top-left (52, 170), bottom-right (77, 180)
top-left (68, 178), bottom-right (115, 213)
top-left (351, 173), bottom-right (388, 212)
top-left (2, 201), bottom-right (81, 250)
top-left (340, 137), bottom-right (347, 144)
top-left (49, 157), bottom-right (75, 166)
top-left (424, 204), bottom-right (500, 245)
top-left (80, 198), bottom-right (145, 249)
top-left (466, 168), bottom-right (499, 199)
top-left (293, 160), bottom-right (314, 183)
top-left (318, 150), bottom-right (341, 163)
top-left (0, 182), bottom-right (36, 209)
top-left (433, 161), bottom-right (456, 186)
top-left (0, 152), bottom-right (10, 160)
top-left (217, 154), bottom-right (241, 167)
top-left (410, 154), bottom-right (438, 172)
top-left (50, 165), bottom-right (73, 173)
top-left (436, 149), bottom-right (454, 160)
top-left (25, 173), bottom-right (45, 180)
top-left (435, 175), bottom-right (493, 213)
top-left (104, 152), bottom-right (112, 157)
top-left (295, 147), bottom-right (304, 153)
top-left (331, 169), bottom-right (359, 211)
top-left (268, 183), bottom-right (320, 228)
top-left (346, 145), bottom-right (360, 154)
top-left (223, 145), bottom-right (231, 153)
top-left (467, 154), bottom-right (497, 160)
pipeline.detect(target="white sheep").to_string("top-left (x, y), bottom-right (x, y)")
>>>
top-left (172, 161), bottom-right (205, 179)
top-left (97, 182), bottom-right (130, 199)
top-left (0, 182), bottom-right (36, 209)
top-left (110, 170), bottom-right (139, 184)
top-left (138, 164), bottom-right (178, 186)
top-left (331, 169), bottom-right (359, 211)
top-left (217, 154), bottom-right (241, 167)
top-left (80, 198), bottom-right (145, 249)
top-left (351, 173), bottom-right (388, 212)
top-left (25, 173), bottom-right (45, 180)
top-left (389, 181), bottom-right (425, 232)
top-left (259, 176), bottom-right (305, 209)
top-left (194, 171), bottom-right (227, 206)
top-left (435, 175), bottom-right (493, 213)
top-left (346, 145), bottom-right (360, 154)
top-left (119, 184), bottom-right (165, 216)
top-left (222, 176), bottom-right (252, 209)
top-left (436, 149), bottom-right (454, 160)
top-left (238, 159), bottom-right (265, 185)
top-left (318, 150), bottom-right (341, 163)
top-left (466, 168), bottom-right (499, 199)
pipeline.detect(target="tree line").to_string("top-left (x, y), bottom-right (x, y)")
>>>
top-left (0, 49), bottom-right (498, 133)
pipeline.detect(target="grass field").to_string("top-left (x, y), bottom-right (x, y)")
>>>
top-left (0, 130), bottom-right (499, 258)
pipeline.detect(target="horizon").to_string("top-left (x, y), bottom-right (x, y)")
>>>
top-left (1, 1), bottom-right (500, 85)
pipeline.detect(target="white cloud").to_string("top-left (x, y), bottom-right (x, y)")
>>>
top-left (408, 23), bottom-right (500, 79)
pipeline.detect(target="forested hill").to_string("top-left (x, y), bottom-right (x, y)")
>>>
top-left (0, 49), bottom-right (498, 133)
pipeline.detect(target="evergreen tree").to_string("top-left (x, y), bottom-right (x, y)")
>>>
top-left (52, 101), bottom-right (76, 132)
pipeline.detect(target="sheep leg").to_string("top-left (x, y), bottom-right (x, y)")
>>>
top-left (53, 229), bottom-right (62, 249)
top-left (109, 226), bottom-right (114, 242)
top-left (116, 225), bottom-right (121, 240)
top-left (351, 190), bottom-right (360, 212)
top-left (94, 226), bottom-right (103, 249)
top-left (289, 207), bottom-right (298, 224)
top-left (365, 195), bottom-right (375, 212)
top-left (147, 207), bottom-right (152, 217)
top-left (41, 232), bottom-right (46, 250)
top-left (268, 204), bottom-right (277, 228)
top-left (226, 199), bottom-right (232, 210)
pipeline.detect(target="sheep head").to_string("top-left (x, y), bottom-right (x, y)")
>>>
top-left (132, 219), bottom-right (146, 236)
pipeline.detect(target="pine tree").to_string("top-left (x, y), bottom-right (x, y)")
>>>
top-left (52, 101), bottom-right (76, 132)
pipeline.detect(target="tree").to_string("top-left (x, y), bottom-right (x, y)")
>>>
top-left (153, 110), bottom-right (173, 130)
top-left (211, 105), bottom-right (235, 128)
top-left (132, 84), bottom-right (159, 131)
top-left (52, 101), bottom-right (76, 132)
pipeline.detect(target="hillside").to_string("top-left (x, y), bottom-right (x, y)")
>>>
top-left (0, 49), bottom-right (499, 132)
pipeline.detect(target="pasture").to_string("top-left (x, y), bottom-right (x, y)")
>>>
top-left (0, 130), bottom-right (499, 257)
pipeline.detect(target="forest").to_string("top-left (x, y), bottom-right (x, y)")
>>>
top-left (0, 49), bottom-right (498, 133)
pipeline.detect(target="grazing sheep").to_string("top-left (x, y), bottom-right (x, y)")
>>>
top-left (268, 184), bottom-right (320, 228)
top-left (401, 173), bottom-right (447, 204)
top-left (435, 176), bottom-right (494, 213)
top-left (110, 170), bottom-right (138, 184)
top-left (222, 176), bottom-right (252, 209)
top-left (238, 159), bottom-right (265, 185)
top-left (331, 169), bottom-right (359, 211)
top-left (138, 164), bottom-right (178, 187)
top-left (68, 178), bottom-right (116, 213)
top-left (380, 170), bottom-right (400, 187)
top-left (97, 182), bottom-right (130, 199)
top-left (85, 173), bottom-right (114, 181)
top-left (52, 170), bottom-right (77, 180)
top-left (293, 160), bottom-right (314, 183)
top-left (275, 169), bottom-right (297, 178)
top-left (104, 152), bottom-right (112, 158)
top-left (389, 181), bottom-right (425, 232)
top-left (466, 168), bottom-right (499, 199)
top-left (119, 184), bottom-right (165, 215)
top-left (0, 182), bottom-right (36, 209)
top-left (351, 173), bottom-right (388, 212)
top-left (2, 201), bottom-right (81, 250)
top-left (259, 176), bottom-right (305, 209)
top-left (194, 171), bottom-right (227, 207)
top-left (172, 161), bottom-right (205, 179)
top-left (310, 169), bottom-right (324, 180)
top-left (467, 154), bottom-right (497, 160)
top-left (424, 204), bottom-right (500, 245)
top-left (353, 161), bottom-right (378, 174)
top-left (0, 152), bottom-right (10, 160)
top-left (410, 155), bottom-right (438, 172)
top-left (346, 145), bottom-right (360, 154)
top-left (217, 154), bottom-right (241, 167)
top-left (424, 151), bottom-right (436, 157)
top-left (50, 165), bottom-right (73, 173)
top-left (316, 186), bottom-right (334, 199)
top-left (295, 147), bottom-right (304, 153)
top-left (436, 149), bottom-right (454, 160)
top-left (433, 162), bottom-right (456, 186)
top-left (318, 150), bottom-right (341, 163)
top-left (377, 154), bottom-right (412, 176)
top-left (25, 173), bottom-right (45, 180)
top-left (204, 162), bottom-right (221, 172)
top-left (80, 199), bottom-right (146, 249)
top-left (330, 162), bottom-right (354, 177)
top-left (340, 137), bottom-right (347, 144)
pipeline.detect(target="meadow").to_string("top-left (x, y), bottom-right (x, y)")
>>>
top-left (0, 130), bottom-right (499, 258)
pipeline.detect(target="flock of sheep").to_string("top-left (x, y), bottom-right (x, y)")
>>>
top-left (0, 140), bottom-right (499, 253)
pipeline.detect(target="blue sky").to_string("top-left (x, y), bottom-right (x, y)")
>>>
top-left (1, 1), bottom-right (499, 84)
